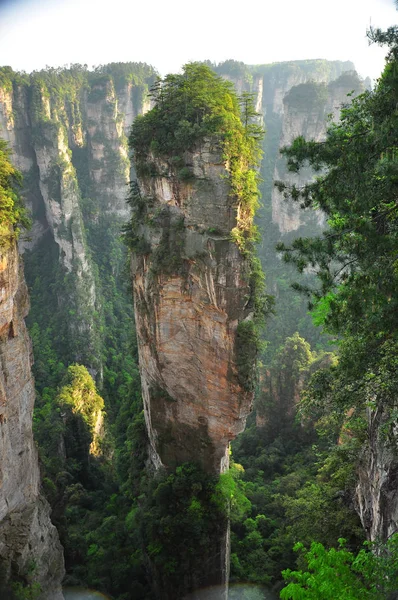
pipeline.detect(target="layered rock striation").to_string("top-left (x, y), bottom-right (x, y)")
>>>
top-left (131, 140), bottom-right (255, 475)
top-left (0, 234), bottom-right (64, 599)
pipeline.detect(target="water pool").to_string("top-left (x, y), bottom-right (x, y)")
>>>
top-left (63, 588), bottom-right (111, 600)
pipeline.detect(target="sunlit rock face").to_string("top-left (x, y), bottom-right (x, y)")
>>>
top-left (0, 235), bottom-right (64, 599)
top-left (0, 71), bottom-right (154, 253)
top-left (132, 140), bottom-right (255, 475)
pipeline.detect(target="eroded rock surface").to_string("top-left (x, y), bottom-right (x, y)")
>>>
top-left (132, 141), bottom-right (254, 475)
top-left (271, 72), bottom-right (365, 234)
top-left (356, 406), bottom-right (398, 541)
top-left (0, 236), bottom-right (64, 599)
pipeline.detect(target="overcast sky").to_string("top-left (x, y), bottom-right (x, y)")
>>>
top-left (0, 0), bottom-right (397, 81)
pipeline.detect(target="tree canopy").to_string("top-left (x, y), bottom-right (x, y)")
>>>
top-left (130, 62), bottom-right (246, 162)
top-left (281, 537), bottom-right (398, 600)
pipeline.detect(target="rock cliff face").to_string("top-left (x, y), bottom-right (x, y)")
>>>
top-left (132, 141), bottom-right (254, 475)
top-left (271, 71), bottom-right (365, 235)
top-left (355, 407), bottom-right (398, 542)
top-left (0, 65), bottom-right (156, 373)
top-left (260, 60), bottom-right (355, 116)
top-left (0, 234), bottom-right (64, 599)
top-left (215, 60), bottom-right (358, 233)
top-left (0, 60), bottom-right (378, 591)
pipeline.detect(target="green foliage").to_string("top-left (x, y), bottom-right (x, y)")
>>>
top-left (280, 536), bottom-right (398, 599)
top-left (128, 64), bottom-right (271, 395)
top-left (14, 56), bottom-right (380, 600)
top-left (134, 462), bottom-right (230, 596)
top-left (11, 582), bottom-right (41, 600)
top-left (130, 62), bottom-right (263, 248)
top-left (0, 65), bottom-right (29, 90)
top-left (19, 62), bottom-right (158, 599)
top-left (272, 28), bottom-right (398, 457)
top-left (310, 293), bottom-right (335, 328)
top-left (93, 62), bottom-right (157, 92)
top-left (231, 333), bottom-right (363, 589)
top-left (87, 85), bottom-right (108, 103)
top-left (248, 27), bottom-right (398, 599)
top-left (57, 364), bottom-right (104, 431)
top-left (255, 94), bottom-right (330, 366)
top-left (130, 63), bottom-right (243, 162)
top-left (236, 320), bottom-right (263, 391)
top-left (212, 59), bottom-right (254, 83)
top-left (328, 70), bottom-right (363, 91)
top-left (212, 463), bottom-right (252, 523)
top-left (0, 137), bottom-right (30, 241)
top-left (255, 60), bottom-right (355, 83)
top-left (275, 62), bottom-right (398, 345)
top-left (258, 333), bottom-right (318, 431)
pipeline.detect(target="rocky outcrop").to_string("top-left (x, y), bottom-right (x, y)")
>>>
top-left (0, 234), bottom-right (64, 599)
top-left (132, 141), bottom-right (254, 475)
top-left (271, 71), bottom-right (365, 235)
top-left (260, 60), bottom-right (355, 116)
top-left (86, 79), bottom-right (130, 217)
top-left (356, 406), bottom-right (398, 542)
top-left (255, 333), bottom-right (335, 430)
top-left (218, 61), bottom-right (361, 240)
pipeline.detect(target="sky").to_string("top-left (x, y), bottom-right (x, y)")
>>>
top-left (0, 0), bottom-right (397, 81)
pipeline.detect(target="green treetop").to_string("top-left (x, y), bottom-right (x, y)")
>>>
top-left (281, 536), bottom-right (398, 600)
top-left (57, 364), bottom-right (104, 432)
top-left (129, 62), bottom-right (263, 249)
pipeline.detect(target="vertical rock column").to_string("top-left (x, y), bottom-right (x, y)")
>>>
top-left (131, 139), bottom-right (256, 598)
top-left (30, 84), bottom-right (99, 371)
top-left (0, 235), bottom-right (64, 599)
top-left (86, 78), bottom-right (130, 217)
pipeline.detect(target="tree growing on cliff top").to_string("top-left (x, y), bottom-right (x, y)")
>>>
top-left (128, 63), bottom-right (271, 393)
top-left (130, 63), bottom-right (245, 160)
top-left (129, 62), bottom-right (264, 250)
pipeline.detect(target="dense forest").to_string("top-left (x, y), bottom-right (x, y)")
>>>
top-left (1, 10), bottom-right (398, 600)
